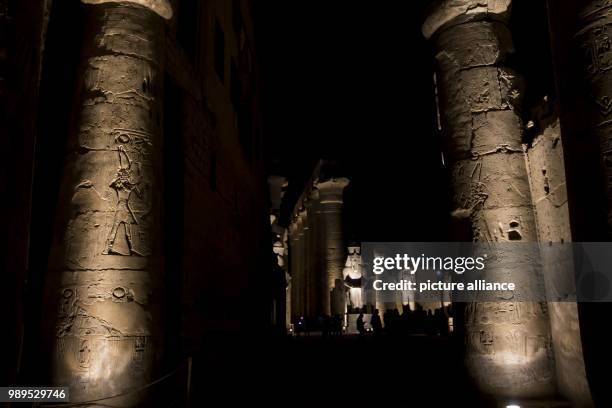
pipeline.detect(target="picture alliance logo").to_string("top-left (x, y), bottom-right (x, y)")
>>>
top-left (371, 253), bottom-right (488, 275)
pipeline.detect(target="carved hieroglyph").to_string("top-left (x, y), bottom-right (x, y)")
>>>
top-left (43, 2), bottom-right (170, 404)
top-left (427, 15), bottom-right (556, 398)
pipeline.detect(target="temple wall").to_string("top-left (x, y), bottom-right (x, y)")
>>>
top-left (168, 0), bottom-right (270, 340)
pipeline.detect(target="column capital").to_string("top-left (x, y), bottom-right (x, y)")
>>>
top-left (315, 177), bottom-right (350, 205)
top-left (422, 0), bottom-right (511, 39)
top-left (82, 0), bottom-right (173, 19)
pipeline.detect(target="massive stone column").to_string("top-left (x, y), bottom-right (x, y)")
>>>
top-left (42, 1), bottom-right (171, 404)
top-left (316, 178), bottom-right (349, 316)
top-left (290, 215), bottom-right (306, 318)
top-left (574, 1), bottom-right (612, 234)
top-left (525, 119), bottom-right (593, 407)
top-left (424, 1), bottom-right (556, 399)
top-left (297, 214), bottom-right (306, 317)
top-left (309, 189), bottom-right (324, 317)
top-left (304, 202), bottom-right (318, 318)
top-left (289, 222), bottom-right (299, 320)
top-left (299, 208), bottom-right (312, 317)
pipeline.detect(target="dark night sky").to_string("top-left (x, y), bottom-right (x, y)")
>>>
top-left (255, 1), bottom-right (451, 242)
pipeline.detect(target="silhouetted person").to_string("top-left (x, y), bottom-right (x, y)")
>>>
top-left (426, 310), bottom-right (434, 336)
top-left (383, 309), bottom-right (391, 333)
top-left (357, 313), bottom-right (366, 336)
top-left (389, 308), bottom-right (400, 336)
top-left (401, 305), bottom-right (413, 335)
top-left (435, 307), bottom-right (448, 336)
top-left (371, 309), bottom-right (383, 335)
top-left (414, 304), bottom-right (426, 333)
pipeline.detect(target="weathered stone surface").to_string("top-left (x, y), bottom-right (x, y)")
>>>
top-left (43, 4), bottom-right (165, 404)
top-left (472, 110), bottom-right (523, 153)
top-left (436, 21), bottom-right (514, 68)
top-left (81, 0), bottom-right (173, 19)
top-left (464, 302), bottom-right (556, 397)
top-left (435, 24), bottom-right (524, 160)
top-left (526, 121), bottom-right (570, 242)
top-left (423, 0), bottom-right (512, 39)
top-left (526, 119), bottom-right (593, 407)
top-left (431, 17), bottom-right (557, 398)
top-left (449, 155), bottom-right (533, 216)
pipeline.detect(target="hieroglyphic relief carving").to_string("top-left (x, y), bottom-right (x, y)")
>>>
top-left (596, 95), bottom-right (612, 115)
top-left (56, 286), bottom-right (123, 339)
top-left (480, 330), bottom-right (495, 355)
top-left (77, 339), bottom-right (91, 369)
top-left (578, 7), bottom-right (612, 131)
top-left (132, 336), bottom-right (147, 373)
top-left (582, 23), bottom-right (612, 77)
top-left (465, 301), bottom-right (522, 325)
top-left (103, 129), bottom-right (152, 256)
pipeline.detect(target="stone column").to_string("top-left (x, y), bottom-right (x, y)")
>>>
top-left (290, 214), bottom-right (306, 318)
top-left (42, 1), bottom-right (171, 404)
top-left (424, 2), bottom-right (556, 399)
top-left (309, 189), bottom-right (324, 317)
top-left (574, 1), bottom-right (612, 234)
top-left (316, 178), bottom-right (350, 316)
top-left (289, 222), bottom-right (300, 319)
top-left (299, 208), bottom-right (312, 317)
top-left (525, 119), bottom-right (593, 407)
top-left (304, 202), bottom-right (317, 318)
top-left (296, 213), bottom-right (306, 317)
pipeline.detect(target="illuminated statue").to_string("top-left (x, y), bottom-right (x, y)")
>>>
top-left (343, 246), bottom-right (363, 309)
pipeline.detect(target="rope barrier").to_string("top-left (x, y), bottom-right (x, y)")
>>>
top-left (38, 360), bottom-right (188, 407)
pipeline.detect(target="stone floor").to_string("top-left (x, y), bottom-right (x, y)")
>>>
top-left (189, 333), bottom-right (489, 407)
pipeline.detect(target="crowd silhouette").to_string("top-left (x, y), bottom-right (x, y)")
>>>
top-left (292, 304), bottom-right (453, 338)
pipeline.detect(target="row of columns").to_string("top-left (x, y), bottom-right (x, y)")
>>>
top-left (35, 0), bottom-right (607, 404)
top-left (288, 172), bottom-right (350, 320)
